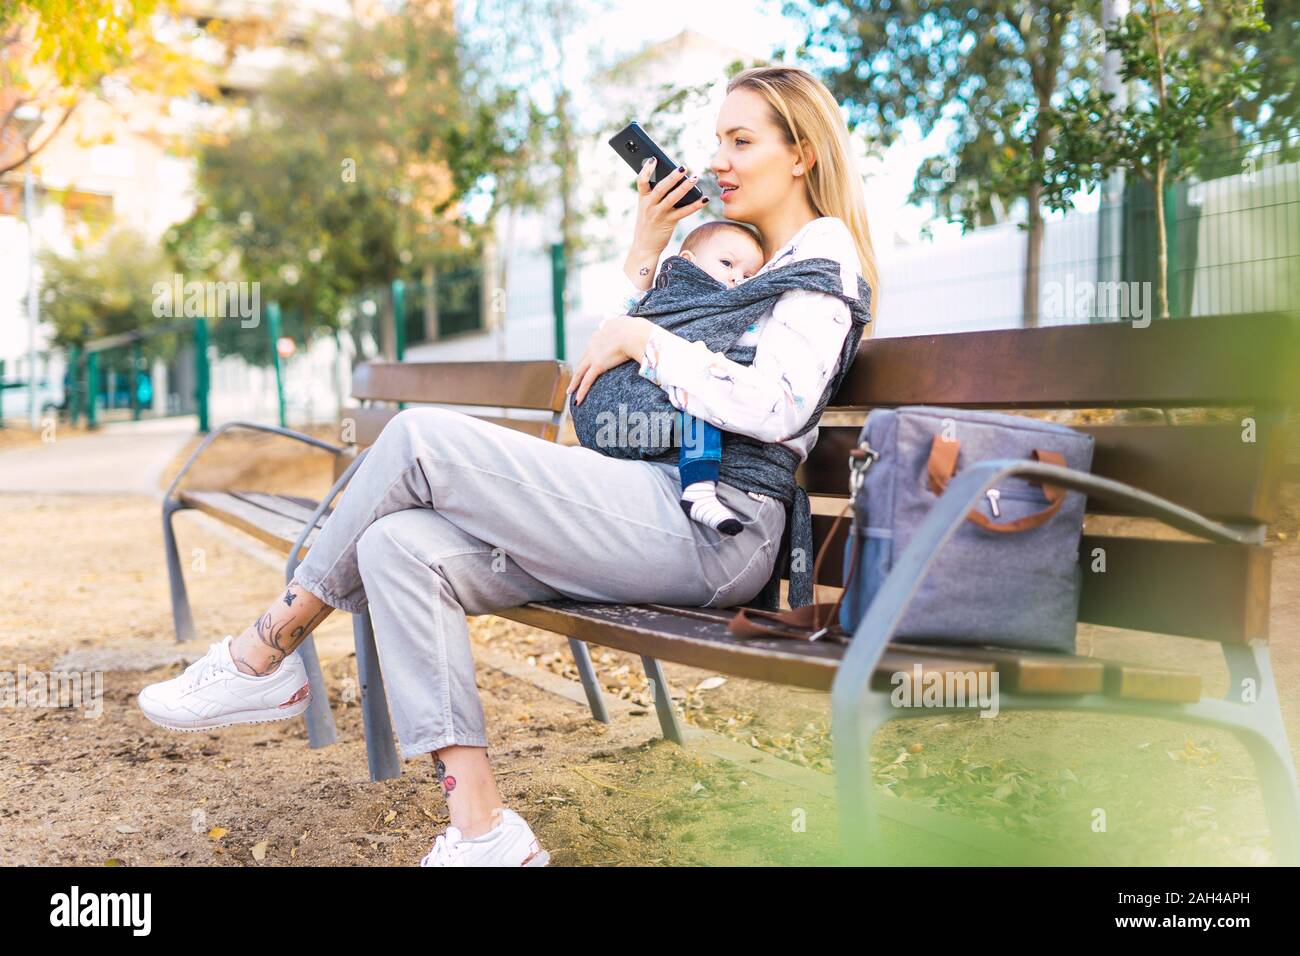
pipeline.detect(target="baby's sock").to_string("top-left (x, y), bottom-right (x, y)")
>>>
top-left (681, 481), bottom-right (743, 536)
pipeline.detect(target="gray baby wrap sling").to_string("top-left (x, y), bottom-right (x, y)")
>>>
top-left (568, 252), bottom-right (873, 610)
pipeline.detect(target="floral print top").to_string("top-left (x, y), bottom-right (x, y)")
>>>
top-left (625, 216), bottom-right (863, 462)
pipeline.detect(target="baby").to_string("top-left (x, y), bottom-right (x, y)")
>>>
top-left (632, 220), bottom-right (766, 535)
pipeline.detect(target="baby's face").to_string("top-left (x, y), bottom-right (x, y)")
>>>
top-left (688, 233), bottom-right (765, 287)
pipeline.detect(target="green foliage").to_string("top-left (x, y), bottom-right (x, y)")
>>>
top-left (1040, 1), bottom-right (1267, 209)
top-left (1038, 1), bottom-right (1267, 316)
top-left (167, 2), bottom-right (514, 357)
top-left (0, 0), bottom-right (161, 86)
top-left (460, 0), bottom-right (614, 263)
top-left (784, 0), bottom-right (1101, 231)
top-left (38, 229), bottom-right (169, 349)
top-left (1198, 0), bottom-right (1299, 165)
top-left (0, 0), bottom-right (202, 176)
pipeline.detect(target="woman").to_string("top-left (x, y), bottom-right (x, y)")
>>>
top-left (136, 66), bottom-right (879, 867)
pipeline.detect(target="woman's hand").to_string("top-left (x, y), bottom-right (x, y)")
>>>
top-left (624, 158), bottom-right (709, 290)
top-left (567, 315), bottom-right (656, 405)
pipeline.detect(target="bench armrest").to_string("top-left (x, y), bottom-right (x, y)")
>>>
top-left (163, 420), bottom-right (346, 502)
top-left (829, 458), bottom-right (1256, 732)
top-left (284, 447), bottom-right (370, 582)
top-left (827, 458), bottom-right (1259, 853)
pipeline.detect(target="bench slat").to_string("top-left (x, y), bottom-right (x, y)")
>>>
top-left (1078, 536), bottom-right (1271, 645)
top-left (807, 514), bottom-right (1271, 645)
top-left (646, 605), bottom-right (1104, 694)
top-left (180, 491), bottom-right (317, 560)
top-left (342, 404), bottom-right (559, 447)
top-left (500, 600), bottom-right (1196, 699)
top-left (351, 360), bottom-right (570, 411)
top-left (1101, 661), bottom-right (1204, 703)
top-left (229, 491), bottom-right (332, 527)
top-left (835, 313), bottom-right (1300, 409)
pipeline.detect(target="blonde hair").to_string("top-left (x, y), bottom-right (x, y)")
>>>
top-left (726, 66), bottom-right (880, 326)
top-left (680, 220), bottom-right (762, 257)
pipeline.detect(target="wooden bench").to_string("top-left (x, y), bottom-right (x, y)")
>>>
top-left (161, 312), bottom-right (1300, 864)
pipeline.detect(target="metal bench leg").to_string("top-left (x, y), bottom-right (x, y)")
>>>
top-left (353, 611), bottom-right (402, 782)
top-left (1242, 728), bottom-right (1300, 866)
top-left (1225, 644), bottom-right (1300, 865)
top-left (295, 635), bottom-right (338, 749)
top-left (162, 499), bottom-right (196, 643)
top-left (833, 692), bottom-right (892, 864)
top-left (568, 637), bottom-right (610, 724)
top-left (640, 656), bottom-right (684, 744)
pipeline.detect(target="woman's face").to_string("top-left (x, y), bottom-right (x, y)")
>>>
top-left (710, 87), bottom-right (807, 225)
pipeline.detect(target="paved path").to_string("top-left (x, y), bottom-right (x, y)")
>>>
top-left (0, 416), bottom-right (195, 496)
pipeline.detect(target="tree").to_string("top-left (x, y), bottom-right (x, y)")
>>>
top-left (167, 0), bottom-right (513, 363)
top-left (0, 0), bottom-right (197, 175)
top-left (1039, 0), bottom-right (1266, 318)
top-left (38, 228), bottom-right (169, 348)
top-left (784, 0), bottom-right (1101, 326)
top-left (1196, 0), bottom-right (1298, 165)
top-left (460, 0), bottom-right (611, 316)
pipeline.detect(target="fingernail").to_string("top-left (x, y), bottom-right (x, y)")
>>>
top-left (643, 158), bottom-right (654, 167)
top-left (677, 166), bottom-right (685, 172)
top-left (690, 175), bottom-right (698, 181)
top-left (702, 197), bottom-right (709, 203)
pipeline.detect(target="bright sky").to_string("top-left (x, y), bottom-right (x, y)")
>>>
top-left (580, 0), bottom-right (803, 62)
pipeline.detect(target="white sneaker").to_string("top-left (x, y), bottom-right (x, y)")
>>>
top-left (136, 635), bottom-right (310, 732)
top-left (419, 808), bottom-right (550, 867)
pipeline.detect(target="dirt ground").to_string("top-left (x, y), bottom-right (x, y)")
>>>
top-left (1, 426), bottom-right (1298, 866)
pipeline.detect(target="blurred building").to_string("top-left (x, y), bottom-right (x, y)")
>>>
top-left (0, 0), bottom-right (355, 421)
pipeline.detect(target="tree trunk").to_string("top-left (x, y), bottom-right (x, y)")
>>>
top-left (1022, 179), bottom-right (1044, 328)
top-left (1154, 163), bottom-right (1169, 319)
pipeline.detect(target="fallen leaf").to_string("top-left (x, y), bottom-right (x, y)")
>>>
top-left (251, 840), bottom-right (268, 861)
top-left (208, 826), bottom-right (229, 840)
top-left (695, 677), bottom-right (727, 692)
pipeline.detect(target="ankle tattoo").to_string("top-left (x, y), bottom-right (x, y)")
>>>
top-left (433, 757), bottom-right (456, 798)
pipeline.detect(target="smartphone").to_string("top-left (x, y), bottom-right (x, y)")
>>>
top-left (608, 121), bottom-right (705, 209)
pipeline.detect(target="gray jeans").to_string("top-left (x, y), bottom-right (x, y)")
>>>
top-left (292, 406), bottom-right (785, 760)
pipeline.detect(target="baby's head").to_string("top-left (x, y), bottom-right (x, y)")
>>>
top-left (678, 221), bottom-right (764, 288)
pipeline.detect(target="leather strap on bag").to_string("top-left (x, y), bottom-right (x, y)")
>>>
top-left (727, 498), bottom-right (859, 643)
top-left (927, 436), bottom-right (1067, 533)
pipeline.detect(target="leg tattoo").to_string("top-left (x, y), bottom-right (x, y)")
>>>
top-left (433, 757), bottom-right (456, 798)
top-left (230, 585), bottom-right (330, 676)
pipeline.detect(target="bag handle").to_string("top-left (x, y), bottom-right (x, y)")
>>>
top-left (926, 435), bottom-right (1067, 534)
